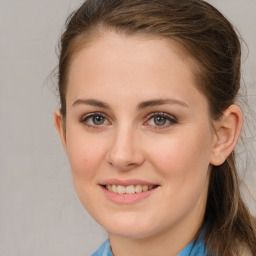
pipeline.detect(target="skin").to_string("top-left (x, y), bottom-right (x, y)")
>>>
top-left (55, 32), bottom-right (242, 256)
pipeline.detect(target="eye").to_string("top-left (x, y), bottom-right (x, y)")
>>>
top-left (145, 112), bottom-right (177, 128)
top-left (81, 112), bottom-right (111, 127)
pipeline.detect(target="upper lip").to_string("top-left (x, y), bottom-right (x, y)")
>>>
top-left (99, 179), bottom-right (159, 186)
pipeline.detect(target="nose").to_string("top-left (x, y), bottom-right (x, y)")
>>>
top-left (106, 125), bottom-right (145, 171)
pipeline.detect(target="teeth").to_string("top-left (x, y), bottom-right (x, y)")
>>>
top-left (105, 184), bottom-right (156, 194)
top-left (135, 185), bottom-right (142, 193)
top-left (117, 185), bottom-right (126, 194)
top-left (142, 185), bottom-right (148, 191)
top-left (112, 184), bottom-right (117, 193)
top-left (126, 185), bottom-right (135, 194)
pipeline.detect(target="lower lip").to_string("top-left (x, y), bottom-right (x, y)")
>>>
top-left (101, 186), bottom-right (158, 204)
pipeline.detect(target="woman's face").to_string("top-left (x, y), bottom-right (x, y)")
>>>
top-left (56, 32), bottom-right (218, 239)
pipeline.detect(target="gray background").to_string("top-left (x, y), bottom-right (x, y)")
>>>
top-left (0, 0), bottom-right (255, 255)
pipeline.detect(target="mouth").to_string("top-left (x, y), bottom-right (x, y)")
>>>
top-left (102, 184), bottom-right (159, 194)
top-left (99, 179), bottom-right (160, 204)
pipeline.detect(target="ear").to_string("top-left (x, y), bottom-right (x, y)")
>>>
top-left (210, 105), bottom-right (242, 166)
top-left (54, 109), bottom-right (67, 153)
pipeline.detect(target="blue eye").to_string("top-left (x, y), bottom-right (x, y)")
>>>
top-left (153, 116), bottom-right (168, 126)
top-left (81, 113), bottom-right (110, 127)
top-left (146, 112), bottom-right (177, 128)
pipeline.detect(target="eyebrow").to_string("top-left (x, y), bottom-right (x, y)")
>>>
top-left (72, 98), bottom-right (111, 109)
top-left (72, 98), bottom-right (189, 109)
top-left (138, 98), bottom-right (189, 109)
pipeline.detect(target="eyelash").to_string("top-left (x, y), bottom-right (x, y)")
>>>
top-left (144, 112), bottom-right (177, 129)
top-left (80, 112), bottom-right (110, 128)
top-left (80, 112), bottom-right (177, 129)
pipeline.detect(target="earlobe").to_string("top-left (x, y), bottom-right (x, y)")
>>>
top-left (210, 105), bottom-right (242, 166)
top-left (54, 109), bottom-right (67, 153)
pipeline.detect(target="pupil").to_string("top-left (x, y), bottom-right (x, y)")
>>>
top-left (93, 115), bottom-right (104, 125)
top-left (154, 116), bottom-right (166, 126)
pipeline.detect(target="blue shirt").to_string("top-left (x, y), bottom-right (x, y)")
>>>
top-left (91, 238), bottom-right (207, 256)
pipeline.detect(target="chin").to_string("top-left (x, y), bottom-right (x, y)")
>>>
top-left (108, 226), bottom-right (157, 240)
top-left (97, 213), bottom-right (162, 240)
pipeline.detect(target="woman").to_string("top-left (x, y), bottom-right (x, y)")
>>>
top-left (54, 0), bottom-right (256, 255)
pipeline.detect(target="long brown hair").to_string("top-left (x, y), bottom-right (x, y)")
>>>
top-left (57, 0), bottom-right (256, 255)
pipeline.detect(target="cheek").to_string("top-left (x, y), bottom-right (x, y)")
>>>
top-left (144, 129), bottom-right (212, 219)
top-left (65, 128), bottom-right (106, 182)
top-left (145, 127), bottom-right (212, 181)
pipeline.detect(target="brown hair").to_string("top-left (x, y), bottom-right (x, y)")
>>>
top-left (57, 0), bottom-right (256, 255)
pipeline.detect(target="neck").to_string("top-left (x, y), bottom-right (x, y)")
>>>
top-left (108, 217), bottom-right (203, 256)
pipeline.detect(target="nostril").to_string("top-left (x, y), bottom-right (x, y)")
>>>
top-left (107, 161), bottom-right (141, 171)
top-left (106, 150), bottom-right (145, 170)
top-left (106, 134), bottom-right (145, 169)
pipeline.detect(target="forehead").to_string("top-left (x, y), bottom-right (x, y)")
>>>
top-left (66, 31), bottom-right (207, 111)
top-left (67, 31), bottom-right (196, 79)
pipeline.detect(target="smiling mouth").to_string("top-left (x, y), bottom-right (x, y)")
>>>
top-left (102, 184), bottom-right (159, 194)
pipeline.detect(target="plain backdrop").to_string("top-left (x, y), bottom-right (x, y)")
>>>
top-left (0, 0), bottom-right (255, 255)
